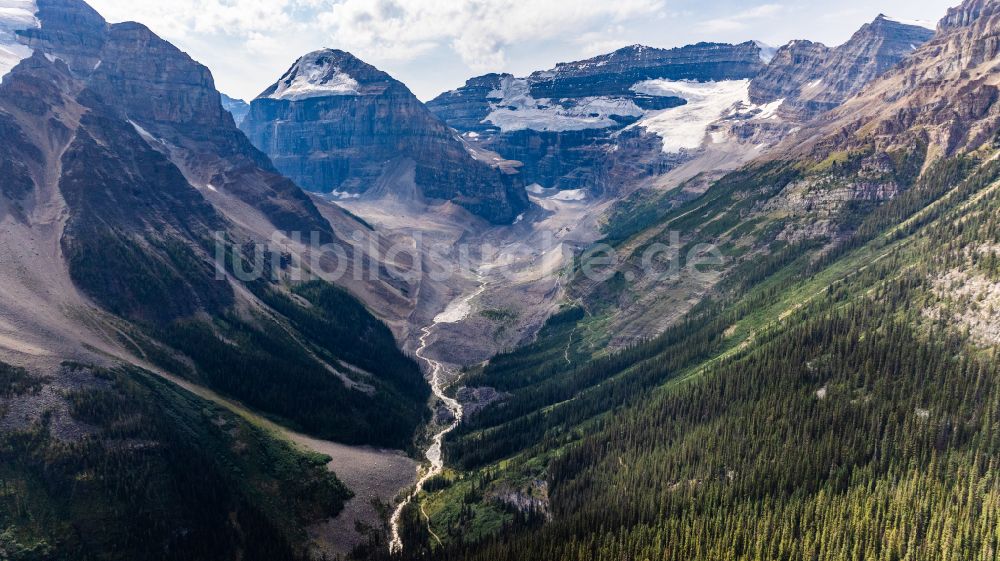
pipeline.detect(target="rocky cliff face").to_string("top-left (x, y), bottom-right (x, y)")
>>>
top-left (427, 42), bottom-right (768, 192)
top-left (939, 0), bottom-right (995, 30)
top-left (527, 42), bottom-right (765, 98)
top-left (749, 15), bottom-right (935, 120)
top-left (80, 18), bottom-right (336, 238)
top-left (14, 0), bottom-right (105, 75)
top-left (241, 49), bottom-right (528, 224)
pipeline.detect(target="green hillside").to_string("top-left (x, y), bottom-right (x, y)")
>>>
top-left (381, 140), bottom-right (1000, 561)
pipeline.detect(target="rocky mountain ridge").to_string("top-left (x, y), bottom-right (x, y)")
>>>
top-left (0, 0), bottom-right (433, 509)
top-left (785, 0), bottom-right (1000, 164)
top-left (427, 19), bottom-right (933, 197)
top-left (749, 14), bottom-right (935, 120)
top-left (0, 1), bottom-right (441, 555)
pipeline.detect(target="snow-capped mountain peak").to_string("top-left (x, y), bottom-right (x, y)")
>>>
top-left (267, 49), bottom-right (361, 101)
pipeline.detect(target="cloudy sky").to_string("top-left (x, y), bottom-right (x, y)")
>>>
top-left (86, 0), bottom-right (958, 102)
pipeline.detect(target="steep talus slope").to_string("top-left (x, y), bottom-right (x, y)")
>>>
top-left (241, 49), bottom-right (528, 225)
top-left (377, 3), bottom-right (1000, 560)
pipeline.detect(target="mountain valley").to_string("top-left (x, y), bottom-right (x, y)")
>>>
top-left (1, 1), bottom-right (998, 560)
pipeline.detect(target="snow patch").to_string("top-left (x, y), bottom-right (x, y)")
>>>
top-left (0, 0), bottom-right (39, 84)
top-left (881, 15), bottom-right (935, 30)
top-left (269, 54), bottom-right (360, 101)
top-left (753, 40), bottom-right (778, 63)
top-left (484, 75), bottom-right (643, 132)
top-left (525, 183), bottom-right (586, 202)
top-left (551, 189), bottom-right (587, 201)
top-left (329, 190), bottom-right (361, 200)
top-left (755, 98), bottom-right (784, 120)
top-left (631, 79), bottom-right (752, 153)
top-left (129, 120), bottom-right (166, 146)
top-left (434, 297), bottom-right (474, 324)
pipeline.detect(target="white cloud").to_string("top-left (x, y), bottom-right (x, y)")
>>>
top-left (312, 0), bottom-right (667, 69)
top-left (90, 0), bottom-right (667, 71)
top-left (84, 0), bottom-right (956, 101)
top-left (699, 3), bottom-right (783, 33)
top-left (88, 0), bottom-right (302, 40)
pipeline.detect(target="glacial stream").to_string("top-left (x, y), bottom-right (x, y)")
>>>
top-left (388, 274), bottom-right (488, 553)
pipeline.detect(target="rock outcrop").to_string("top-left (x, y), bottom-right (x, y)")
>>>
top-left (527, 42), bottom-right (765, 98)
top-left (241, 49), bottom-right (528, 224)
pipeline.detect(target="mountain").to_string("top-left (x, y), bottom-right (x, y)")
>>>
top-left (426, 24), bottom-right (931, 199)
top-left (429, 42), bottom-right (767, 134)
top-left (427, 42), bottom-right (769, 193)
top-left (240, 49), bottom-right (529, 224)
top-left (4, 0), bottom-right (999, 559)
top-left (384, 2), bottom-right (1000, 560)
top-left (220, 92), bottom-right (249, 124)
top-left (0, 1), bottom-right (431, 557)
top-left (5, 0), bottom-right (429, 441)
top-left (749, 14), bottom-right (935, 120)
top-left (800, 1), bottom-right (1000, 161)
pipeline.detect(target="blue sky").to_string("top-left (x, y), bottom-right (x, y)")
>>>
top-left (86, 0), bottom-right (959, 102)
